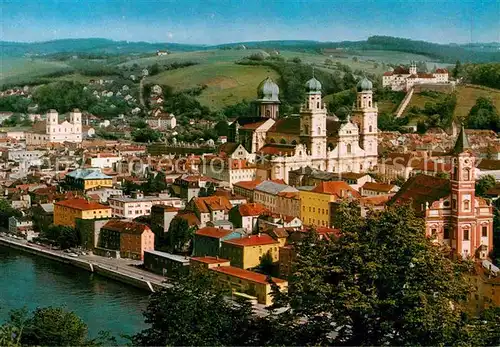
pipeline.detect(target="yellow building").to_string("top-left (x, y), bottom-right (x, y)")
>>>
top-left (65, 168), bottom-right (113, 191)
top-left (210, 264), bottom-right (288, 305)
top-left (54, 198), bottom-right (112, 228)
top-left (300, 181), bottom-right (360, 228)
top-left (220, 233), bottom-right (280, 269)
top-left (469, 261), bottom-right (500, 315)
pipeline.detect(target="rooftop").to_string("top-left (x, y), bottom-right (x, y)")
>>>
top-left (311, 181), bottom-right (361, 199)
top-left (210, 265), bottom-right (286, 285)
top-left (362, 182), bottom-right (396, 192)
top-left (223, 233), bottom-right (278, 247)
top-left (195, 227), bottom-right (234, 239)
top-left (66, 168), bottom-right (112, 180)
top-left (190, 256), bottom-right (230, 265)
top-left (238, 203), bottom-right (269, 216)
top-left (145, 250), bottom-right (190, 263)
top-left (55, 198), bottom-right (110, 211)
top-left (234, 179), bottom-right (264, 191)
top-left (103, 220), bottom-right (151, 235)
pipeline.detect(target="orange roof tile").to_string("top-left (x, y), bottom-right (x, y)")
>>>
top-left (193, 196), bottom-right (233, 213)
top-left (103, 220), bottom-right (151, 234)
top-left (190, 256), bottom-right (230, 264)
top-left (362, 182), bottom-right (396, 192)
top-left (311, 181), bottom-right (361, 198)
top-left (233, 179), bottom-right (263, 191)
top-left (238, 203), bottom-right (269, 216)
top-left (210, 266), bottom-right (286, 285)
top-left (55, 198), bottom-right (110, 211)
top-left (223, 233), bottom-right (278, 247)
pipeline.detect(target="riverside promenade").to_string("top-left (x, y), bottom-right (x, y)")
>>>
top-left (0, 235), bottom-right (168, 292)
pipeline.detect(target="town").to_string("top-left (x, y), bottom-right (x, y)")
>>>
top-left (1, 1), bottom-right (500, 344)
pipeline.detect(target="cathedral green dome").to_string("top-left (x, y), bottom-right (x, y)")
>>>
top-left (305, 77), bottom-right (322, 92)
top-left (357, 77), bottom-right (373, 92)
top-left (257, 77), bottom-right (280, 102)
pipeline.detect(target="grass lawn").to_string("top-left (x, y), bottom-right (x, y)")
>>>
top-left (0, 58), bottom-right (72, 85)
top-left (146, 62), bottom-right (279, 110)
top-left (454, 85), bottom-right (500, 119)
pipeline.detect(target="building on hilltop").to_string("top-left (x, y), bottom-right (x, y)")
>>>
top-left (390, 127), bottom-right (493, 259)
top-left (382, 62), bottom-right (450, 91)
top-left (26, 109), bottom-right (83, 145)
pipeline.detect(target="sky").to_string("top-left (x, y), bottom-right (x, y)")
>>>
top-left (1, 0), bottom-right (499, 44)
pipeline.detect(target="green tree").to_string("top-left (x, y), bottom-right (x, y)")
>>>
top-left (467, 97), bottom-right (500, 131)
top-left (267, 203), bottom-right (475, 346)
top-left (452, 60), bottom-right (462, 78)
top-left (131, 127), bottom-right (161, 143)
top-left (166, 217), bottom-right (195, 254)
top-left (42, 225), bottom-right (80, 249)
top-left (0, 199), bottom-right (22, 228)
top-left (476, 175), bottom-right (496, 197)
top-left (214, 120), bottom-right (229, 136)
top-left (131, 270), bottom-right (258, 346)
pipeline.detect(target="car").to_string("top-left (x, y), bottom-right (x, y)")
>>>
top-left (68, 253), bottom-right (79, 258)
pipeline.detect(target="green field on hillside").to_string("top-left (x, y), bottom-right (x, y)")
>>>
top-left (146, 62), bottom-right (279, 110)
top-left (400, 84), bottom-right (500, 123)
top-left (0, 58), bottom-right (72, 85)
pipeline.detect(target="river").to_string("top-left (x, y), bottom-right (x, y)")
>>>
top-left (0, 245), bottom-right (149, 341)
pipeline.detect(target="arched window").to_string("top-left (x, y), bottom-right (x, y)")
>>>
top-left (463, 229), bottom-right (470, 241)
top-left (464, 199), bottom-right (470, 210)
top-left (304, 125), bottom-right (309, 134)
top-left (369, 125), bottom-right (373, 132)
top-left (463, 168), bottom-right (470, 181)
top-left (317, 127), bottom-right (321, 135)
top-left (368, 101), bottom-right (372, 107)
top-left (270, 138), bottom-right (276, 143)
top-left (291, 140), bottom-right (297, 145)
top-left (280, 139), bottom-right (286, 144)
top-left (316, 102), bottom-right (320, 108)
top-left (265, 110), bottom-right (271, 117)
top-left (347, 143), bottom-right (352, 154)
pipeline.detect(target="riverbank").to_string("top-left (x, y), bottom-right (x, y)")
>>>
top-left (0, 235), bottom-right (168, 293)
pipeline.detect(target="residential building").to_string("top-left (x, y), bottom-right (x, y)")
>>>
top-left (203, 158), bottom-right (256, 188)
top-left (98, 220), bottom-right (155, 260)
top-left (150, 204), bottom-right (180, 234)
top-left (276, 191), bottom-right (300, 218)
top-left (54, 198), bottom-right (111, 228)
top-left (89, 187), bottom-right (123, 203)
top-left (187, 196), bottom-right (233, 227)
top-left (173, 175), bottom-right (217, 201)
top-left (87, 153), bottom-right (122, 169)
top-left (143, 250), bottom-right (189, 277)
top-left (220, 233), bottom-right (280, 269)
top-left (109, 192), bottom-right (184, 219)
top-left (300, 181), bottom-right (360, 228)
top-left (390, 127), bottom-right (494, 259)
top-left (217, 142), bottom-right (250, 160)
top-left (8, 216), bottom-right (34, 235)
top-left (147, 113), bottom-right (176, 129)
top-left (193, 226), bottom-right (244, 257)
top-left (65, 168), bottom-right (113, 191)
top-left (254, 180), bottom-right (298, 213)
top-left (228, 202), bottom-right (269, 233)
top-left (233, 179), bottom-right (263, 202)
top-left (288, 167), bottom-right (373, 190)
top-left (469, 260), bottom-right (500, 315)
top-left (210, 265), bottom-right (288, 305)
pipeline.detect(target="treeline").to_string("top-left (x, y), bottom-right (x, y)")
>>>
top-left (366, 36), bottom-right (500, 63)
top-left (460, 63), bottom-right (500, 90)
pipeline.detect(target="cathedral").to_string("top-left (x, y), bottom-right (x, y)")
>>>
top-left (228, 76), bottom-right (379, 183)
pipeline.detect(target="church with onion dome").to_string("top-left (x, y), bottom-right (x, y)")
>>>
top-left (227, 75), bottom-right (379, 183)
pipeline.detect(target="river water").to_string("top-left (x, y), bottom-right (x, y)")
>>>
top-left (0, 245), bottom-right (149, 341)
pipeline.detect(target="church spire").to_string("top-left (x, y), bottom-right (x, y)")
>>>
top-left (452, 125), bottom-right (470, 154)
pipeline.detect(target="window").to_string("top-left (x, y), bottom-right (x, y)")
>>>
top-left (482, 226), bottom-right (488, 237)
top-left (317, 127), bottom-right (321, 135)
top-left (347, 143), bottom-right (351, 154)
top-left (463, 229), bottom-right (470, 241)
top-left (463, 168), bottom-right (470, 181)
top-left (316, 102), bottom-right (320, 108)
top-left (444, 227), bottom-right (450, 239)
top-left (431, 228), bottom-right (437, 236)
top-left (464, 200), bottom-right (470, 210)
top-left (369, 125), bottom-right (373, 132)
top-left (452, 199), bottom-right (457, 209)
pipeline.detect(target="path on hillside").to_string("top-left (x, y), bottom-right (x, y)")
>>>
top-left (139, 76), bottom-right (146, 107)
top-left (395, 87), bottom-right (414, 117)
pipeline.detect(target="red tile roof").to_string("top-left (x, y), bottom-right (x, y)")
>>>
top-left (193, 196), bottom-right (233, 213)
top-left (240, 120), bottom-right (269, 130)
top-left (223, 233), bottom-right (278, 247)
top-left (311, 181), bottom-right (361, 198)
top-left (210, 265), bottom-right (286, 285)
top-left (176, 211), bottom-right (201, 227)
top-left (359, 195), bottom-right (393, 206)
top-left (195, 227), bottom-right (233, 239)
top-left (234, 179), bottom-right (263, 191)
top-left (190, 256), bottom-right (230, 264)
top-left (257, 144), bottom-right (296, 156)
top-left (435, 68), bottom-right (448, 73)
top-left (103, 220), bottom-right (151, 234)
top-left (55, 198), bottom-right (110, 211)
top-left (238, 203), bottom-right (269, 216)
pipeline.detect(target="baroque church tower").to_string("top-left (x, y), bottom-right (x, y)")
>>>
top-left (255, 77), bottom-right (280, 119)
top-left (450, 126), bottom-right (480, 258)
top-left (300, 77), bottom-right (327, 158)
top-left (352, 77), bottom-right (378, 166)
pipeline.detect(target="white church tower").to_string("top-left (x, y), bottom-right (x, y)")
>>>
top-left (352, 77), bottom-right (378, 168)
top-left (46, 109), bottom-right (59, 135)
top-left (70, 108), bottom-right (82, 134)
top-left (300, 76), bottom-right (327, 159)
